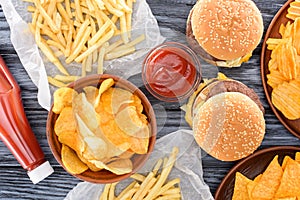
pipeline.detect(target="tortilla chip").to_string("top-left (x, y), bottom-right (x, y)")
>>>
top-left (247, 174), bottom-right (262, 200)
top-left (251, 156), bottom-right (283, 199)
top-left (275, 158), bottom-right (300, 198)
top-left (232, 172), bottom-right (251, 200)
top-left (295, 152), bottom-right (300, 163)
top-left (282, 155), bottom-right (293, 170)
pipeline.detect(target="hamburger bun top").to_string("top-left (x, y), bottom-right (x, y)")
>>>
top-left (191, 0), bottom-right (263, 61)
top-left (193, 92), bottom-right (265, 161)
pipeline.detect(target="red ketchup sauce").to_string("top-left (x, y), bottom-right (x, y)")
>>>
top-left (0, 55), bottom-right (53, 184)
top-left (143, 42), bottom-right (201, 101)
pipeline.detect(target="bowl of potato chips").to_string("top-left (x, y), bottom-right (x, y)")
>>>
top-left (46, 74), bottom-right (156, 183)
top-left (261, 0), bottom-right (300, 138)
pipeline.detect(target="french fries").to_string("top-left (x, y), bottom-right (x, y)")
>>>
top-left (266, 1), bottom-right (300, 120)
top-left (25, 0), bottom-right (145, 87)
top-left (99, 147), bottom-right (181, 200)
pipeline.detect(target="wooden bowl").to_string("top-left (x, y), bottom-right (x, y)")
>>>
top-left (261, 0), bottom-right (300, 138)
top-left (46, 74), bottom-right (157, 184)
top-left (214, 146), bottom-right (300, 199)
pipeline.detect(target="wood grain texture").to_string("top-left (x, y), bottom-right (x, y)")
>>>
top-left (1, 0), bottom-right (300, 199)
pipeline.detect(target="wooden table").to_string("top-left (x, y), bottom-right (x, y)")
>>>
top-left (1, 0), bottom-right (300, 199)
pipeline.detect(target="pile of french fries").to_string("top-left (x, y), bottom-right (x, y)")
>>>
top-left (24, 0), bottom-right (145, 87)
top-left (99, 147), bottom-right (182, 200)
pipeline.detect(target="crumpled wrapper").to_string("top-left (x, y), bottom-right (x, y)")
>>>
top-left (0, 0), bottom-right (165, 110)
top-left (65, 130), bottom-right (214, 200)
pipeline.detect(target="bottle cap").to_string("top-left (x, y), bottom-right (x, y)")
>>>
top-left (27, 161), bottom-right (54, 184)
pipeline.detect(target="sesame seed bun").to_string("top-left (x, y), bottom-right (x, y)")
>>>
top-left (192, 92), bottom-right (265, 161)
top-left (188, 0), bottom-right (263, 62)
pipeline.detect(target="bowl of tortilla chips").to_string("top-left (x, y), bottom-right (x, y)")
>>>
top-left (46, 74), bottom-right (157, 183)
top-left (215, 146), bottom-right (300, 199)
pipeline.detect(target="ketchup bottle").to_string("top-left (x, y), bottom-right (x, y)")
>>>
top-left (0, 55), bottom-right (53, 184)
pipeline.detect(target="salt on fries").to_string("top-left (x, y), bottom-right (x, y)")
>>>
top-left (99, 147), bottom-right (182, 200)
top-left (25, 0), bottom-right (144, 87)
top-left (266, 0), bottom-right (300, 120)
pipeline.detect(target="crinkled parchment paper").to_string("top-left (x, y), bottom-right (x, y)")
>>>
top-left (0, 0), bottom-right (164, 110)
top-left (65, 130), bottom-right (214, 200)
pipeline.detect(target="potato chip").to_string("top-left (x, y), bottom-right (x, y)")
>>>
top-left (106, 158), bottom-right (133, 174)
top-left (118, 151), bottom-right (135, 159)
top-left (99, 87), bottom-right (134, 114)
top-left (73, 93), bottom-right (99, 132)
top-left (250, 156), bottom-right (283, 200)
top-left (274, 197), bottom-right (297, 200)
top-left (275, 158), bottom-right (300, 198)
top-left (99, 119), bottom-right (131, 151)
top-left (61, 144), bottom-right (88, 174)
top-left (58, 131), bottom-right (81, 152)
top-left (293, 18), bottom-right (300, 55)
top-left (277, 40), bottom-right (297, 80)
top-left (75, 113), bottom-right (108, 159)
top-left (54, 107), bottom-right (77, 136)
top-left (90, 158), bottom-right (133, 175)
top-left (287, 1), bottom-right (300, 20)
top-left (83, 136), bottom-right (108, 160)
top-left (130, 94), bottom-right (144, 114)
top-left (52, 87), bottom-right (77, 114)
top-left (129, 130), bottom-right (150, 154)
top-left (83, 86), bottom-right (99, 104)
top-left (115, 106), bottom-right (145, 137)
top-left (272, 81), bottom-right (300, 120)
top-left (267, 69), bottom-right (289, 89)
top-left (232, 172), bottom-right (251, 200)
top-left (77, 153), bottom-right (103, 172)
top-left (94, 78), bottom-right (115, 108)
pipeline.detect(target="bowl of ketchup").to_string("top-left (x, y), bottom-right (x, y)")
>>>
top-left (142, 42), bottom-right (201, 102)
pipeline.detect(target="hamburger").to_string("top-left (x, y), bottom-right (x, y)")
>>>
top-left (186, 0), bottom-right (264, 67)
top-left (183, 74), bottom-right (265, 161)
